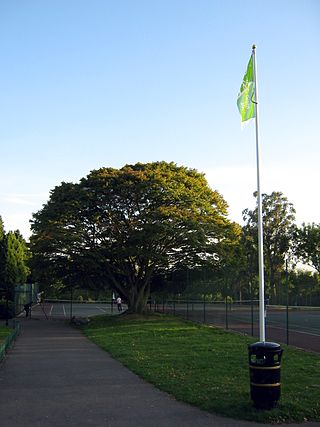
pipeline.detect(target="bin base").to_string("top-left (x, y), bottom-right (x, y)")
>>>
top-left (251, 386), bottom-right (281, 410)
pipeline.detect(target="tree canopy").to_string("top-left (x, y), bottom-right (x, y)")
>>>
top-left (0, 217), bottom-right (5, 285)
top-left (296, 223), bottom-right (320, 274)
top-left (0, 217), bottom-right (30, 299)
top-left (242, 191), bottom-right (296, 299)
top-left (30, 162), bottom-right (238, 312)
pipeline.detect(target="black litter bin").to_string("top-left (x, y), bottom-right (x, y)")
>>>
top-left (248, 341), bottom-right (283, 409)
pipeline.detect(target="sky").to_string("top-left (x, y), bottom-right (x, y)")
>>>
top-left (0, 0), bottom-right (319, 240)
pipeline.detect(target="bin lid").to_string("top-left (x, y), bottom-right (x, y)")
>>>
top-left (248, 341), bottom-right (282, 351)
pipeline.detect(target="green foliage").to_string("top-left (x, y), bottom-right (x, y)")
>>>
top-left (0, 326), bottom-right (12, 343)
top-left (4, 231), bottom-right (30, 286)
top-left (0, 216), bottom-right (30, 300)
top-left (83, 314), bottom-right (320, 423)
top-left (0, 217), bottom-right (6, 284)
top-left (287, 270), bottom-right (320, 306)
top-left (0, 300), bottom-right (15, 319)
top-left (30, 162), bottom-right (237, 313)
top-left (296, 223), bottom-right (320, 273)
top-left (242, 192), bottom-right (296, 300)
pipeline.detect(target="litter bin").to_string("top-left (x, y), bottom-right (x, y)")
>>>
top-left (248, 341), bottom-right (283, 409)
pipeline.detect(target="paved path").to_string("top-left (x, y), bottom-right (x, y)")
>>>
top-left (0, 318), bottom-right (318, 427)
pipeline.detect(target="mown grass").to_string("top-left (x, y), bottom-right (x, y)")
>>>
top-left (0, 326), bottom-right (12, 344)
top-left (82, 313), bottom-right (320, 424)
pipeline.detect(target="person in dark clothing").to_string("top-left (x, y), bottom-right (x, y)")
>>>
top-left (24, 302), bottom-right (32, 317)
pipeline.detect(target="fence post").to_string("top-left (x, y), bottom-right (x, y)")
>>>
top-left (203, 294), bottom-right (206, 323)
top-left (111, 292), bottom-right (114, 313)
top-left (225, 297), bottom-right (228, 330)
top-left (5, 289), bottom-right (10, 326)
top-left (186, 298), bottom-right (189, 320)
top-left (251, 297), bottom-right (254, 336)
top-left (264, 298), bottom-right (269, 339)
top-left (14, 286), bottom-right (17, 318)
top-left (70, 286), bottom-right (73, 321)
top-left (286, 259), bottom-right (289, 345)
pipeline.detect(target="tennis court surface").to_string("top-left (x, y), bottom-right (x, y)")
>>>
top-left (26, 300), bottom-right (319, 353)
top-left (163, 302), bottom-right (320, 353)
top-left (29, 300), bottom-right (124, 320)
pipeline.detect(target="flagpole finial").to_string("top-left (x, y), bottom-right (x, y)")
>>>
top-left (252, 44), bottom-right (257, 50)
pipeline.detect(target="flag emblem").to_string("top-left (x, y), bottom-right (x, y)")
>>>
top-left (237, 55), bottom-right (256, 122)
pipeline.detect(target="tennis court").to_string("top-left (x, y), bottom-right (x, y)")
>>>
top-left (28, 300), bottom-right (125, 320)
top-left (25, 299), bottom-right (319, 353)
top-left (163, 301), bottom-right (320, 353)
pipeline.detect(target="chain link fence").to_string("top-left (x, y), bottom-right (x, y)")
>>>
top-left (149, 297), bottom-right (320, 353)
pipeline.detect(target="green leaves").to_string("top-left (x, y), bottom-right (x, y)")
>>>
top-left (242, 192), bottom-right (297, 297)
top-left (0, 218), bottom-right (29, 293)
top-left (296, 223), bottom-right (320, 273)
top-left (30, 162), bottom-right (235, 312)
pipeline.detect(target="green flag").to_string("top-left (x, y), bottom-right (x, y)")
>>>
top-left (237, 55), bottom-right (256, 122)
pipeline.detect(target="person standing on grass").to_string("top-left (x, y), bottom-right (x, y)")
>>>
top-left (116, 296), bottom-right (122, 312)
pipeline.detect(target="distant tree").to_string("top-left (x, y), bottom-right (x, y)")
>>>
top-left (30, 162), bottom-right (238, 313)
top-left (0, 216), bottom-right (5, 285)
top-left (4, 231), bottom-right (30, 287)
top-left (240, 225), bottom-right (259, 296)
top-left (212, 225), bottom-right (250, 301)
top-left (242, 191), bottom-right (296, 300)
top-left (0, 218), bottom-right (30, 303)
top-left (0, 216), bottom-right (4, 240)
top-left (296, 223), bottom-right (320, 274)
top-left (288, 270), bottom-right (320, 306)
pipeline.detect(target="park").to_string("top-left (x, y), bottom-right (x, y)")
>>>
top-left (1, 161), bottom-right (319, 425)
top-left (0, 2), bottom-right (319, 426)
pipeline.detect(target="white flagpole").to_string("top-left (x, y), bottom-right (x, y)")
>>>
top-left (252, 45), bottom-right (265, 342)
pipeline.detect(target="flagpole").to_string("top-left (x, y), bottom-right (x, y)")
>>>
top-left (252, 44), bottom-right (265, 342)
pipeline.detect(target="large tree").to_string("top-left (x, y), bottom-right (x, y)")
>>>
top-left (30, 162), bottom-right (237, 313)
top-left (242, 191), bottom-right (296, 300)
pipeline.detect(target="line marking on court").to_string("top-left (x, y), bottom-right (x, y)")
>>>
top-left (198, 313), bottom-right (320, 338)
top-left (96, 306), bottom-right (107, 313)
top-left (266, 324), bottom-right (320, 337)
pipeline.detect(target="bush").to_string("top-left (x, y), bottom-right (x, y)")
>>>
top-left (0, 300), bottom-right (15, 319)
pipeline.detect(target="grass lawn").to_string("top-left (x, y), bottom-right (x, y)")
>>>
top-left (0, 326), bottom-right (12, 344)
top-left (83, 313), bottom-right (320, 424)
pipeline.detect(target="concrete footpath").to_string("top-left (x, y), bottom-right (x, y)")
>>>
top-left (0, 318), bottom-right (318, 427)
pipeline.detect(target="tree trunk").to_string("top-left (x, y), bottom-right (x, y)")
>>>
top-left (126, 280), bottom-right (151, 314)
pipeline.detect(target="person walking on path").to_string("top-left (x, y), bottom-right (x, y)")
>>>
top-left (116, 296), bottom-right (122, 312)
top-left (37, 291), bottom-right (45, 303)
top-left (23, 302), bottom-right (32, 317)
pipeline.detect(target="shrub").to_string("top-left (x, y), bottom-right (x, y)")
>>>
top-left (0, 300), bottom-right (15, 319)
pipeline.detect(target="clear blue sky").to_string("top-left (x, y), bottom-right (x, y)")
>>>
top-left (0, 0), bottom-right (319, 239)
